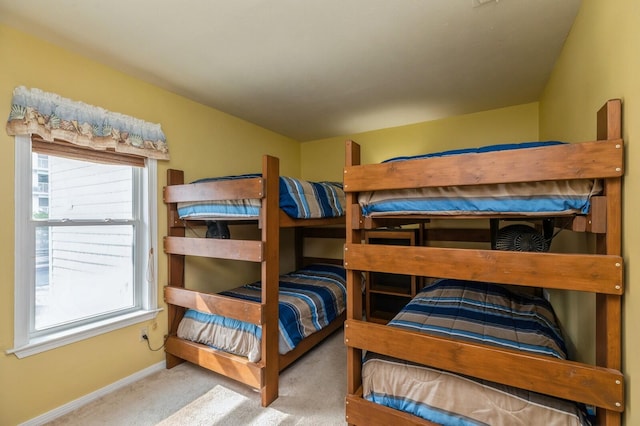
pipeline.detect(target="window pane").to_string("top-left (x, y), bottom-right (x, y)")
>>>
top-left (33, 153), bottom-right (133, 220)
top-left (35, 225), bottom-right (135, 330)
top-left (13, 134), bottom-right (156, 356)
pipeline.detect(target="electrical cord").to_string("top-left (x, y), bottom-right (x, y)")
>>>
top-left (142, 333), bottom-right (168, 352)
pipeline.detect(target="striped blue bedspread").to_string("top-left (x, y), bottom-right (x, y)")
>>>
top-left (177, 263), bottom-right (346, 362)
top-left (359, 141), bottom-right (602, 217)
top-left (177, 174), bottom-right (345, 219)
top-left (362, 279), bottom-right (592, 425)
top-left (388, 278), bottom-right (567, 358)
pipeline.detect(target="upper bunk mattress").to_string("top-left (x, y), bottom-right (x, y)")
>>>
top-left (177, 174), bottom-right (345, 220)
top-left (362, 278), bottom-right (590, 425)
top-left (176, 263), bottom-right (346, 362)
top-left (358, 141), bottom-right (602, 217)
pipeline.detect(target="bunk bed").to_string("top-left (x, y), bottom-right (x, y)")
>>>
top-left (342, 99), bottom-right (625, 425)
top-left (163, 155), bottom-right (346, 407)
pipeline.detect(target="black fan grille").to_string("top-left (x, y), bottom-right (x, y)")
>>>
top-left (495, 224), bottom-right (549, 252)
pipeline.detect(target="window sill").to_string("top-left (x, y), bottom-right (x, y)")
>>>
top-left (6, 308), bottom-right (162, 359)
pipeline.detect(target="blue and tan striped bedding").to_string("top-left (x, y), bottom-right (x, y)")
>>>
top-left (359, 141), bottom-right (602, 217)
top-left (177, 263), bottom-right (346, 362)
top-left (177, 174), bottom-right (345, 220)
top-left (363, 279), bottom-right (591, 425)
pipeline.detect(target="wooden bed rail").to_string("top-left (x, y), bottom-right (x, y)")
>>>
top-left (164, 235), bottom-right (264, 261)
top-left (344, 319), bottom-right (624, 412)
top-left (343, 139), bottom-right (623, 192)
top-left (164, 286), bottom-right (263, 325)
top-left (163, 175), bottom-right (264, 203)
top-left (165, 336), bottom-right (263, 388)
top-left (344, 243), bottom-right (623, 295)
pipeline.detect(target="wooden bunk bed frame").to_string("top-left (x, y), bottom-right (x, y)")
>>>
top-left (163, 155), bottom-right (345, 407)
top-left (342, 99), bottom-right (625, 425)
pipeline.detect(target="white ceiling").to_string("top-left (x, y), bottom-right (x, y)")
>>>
top-left (0, 0), bottom-right (581, 142)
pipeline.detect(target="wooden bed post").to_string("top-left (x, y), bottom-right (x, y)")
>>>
top-left (596, 99), bottom-right (623, 426)
top-left (261, 155), bottom-right (280, 407)
top-left (344, 140), bottom-right (363, 426)
top-left (165, 169), bottom-right (186, 369)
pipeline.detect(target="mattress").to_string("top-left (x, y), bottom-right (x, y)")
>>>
top-left (177, 174), bottom-right (345, 220)
top-left (177, 263), bottom-right (346, 362)
top-left (358, 141), bottom-right (602, 217)
top-left (362, 279), bottom-right (591, 425)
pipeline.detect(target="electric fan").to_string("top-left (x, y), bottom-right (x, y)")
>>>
top-left (494, 224), bottom-right (550, 252)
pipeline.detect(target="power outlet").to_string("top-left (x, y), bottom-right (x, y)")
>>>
top-left (139, 327), bottom-right (148, 342)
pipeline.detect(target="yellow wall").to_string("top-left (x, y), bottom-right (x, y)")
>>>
top-left (538, 0), bottom-right (638, 423)
top-left (301, 102), bottom-right (539, 181)
top-left (302, 0), bottom-right (638, 423)
top-left (3, 0), bottom-right (638, 423)
top-left (0, 25), bottom-right (300, 425)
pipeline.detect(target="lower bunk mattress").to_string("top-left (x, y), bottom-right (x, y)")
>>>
top-left (362, 279), bottom-right (591, 426)
top-left (177, 263), bottom-right (346, 362)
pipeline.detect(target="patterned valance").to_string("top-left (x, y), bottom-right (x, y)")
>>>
top-left (6, 86), bottom-right (169, 160)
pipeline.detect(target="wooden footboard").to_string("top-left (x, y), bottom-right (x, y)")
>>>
top-left (165, 336), bottom-right (263, 388)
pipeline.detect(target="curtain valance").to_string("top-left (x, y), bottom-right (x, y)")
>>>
top-left (6, 86), bottom-right (169, 160)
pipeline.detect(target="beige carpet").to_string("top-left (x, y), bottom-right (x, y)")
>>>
top-left (47, 329), bottom-right (346, 425)
top-left (157, 385), bottom-right (294, 425)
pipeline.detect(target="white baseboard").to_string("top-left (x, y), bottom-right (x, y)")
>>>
top-left (20, 361), bottom-right (166, 426)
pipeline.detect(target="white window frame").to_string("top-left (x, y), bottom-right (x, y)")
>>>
top-left (9, 135), bottom-right (160, 358)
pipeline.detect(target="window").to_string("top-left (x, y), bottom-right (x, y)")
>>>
top-left (11, 135), bottom-right (159, 358)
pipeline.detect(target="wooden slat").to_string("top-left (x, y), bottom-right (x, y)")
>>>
top-left (164, 236), bottom-right (263, 262)
top-left (164, 286), bottom-right (263, 324)
top-left (361, 214), bottom-right (577, 231)
top-left (344, 320), bottom-right (624, 412)
top-left (163, 176), bottom-right (264, 203)
top-left (343, 139), bottom-right (624, 192)
top-left (344, 243), bottom-right (623, 294)
top-left (165, 336), bottom-right (262, 388)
